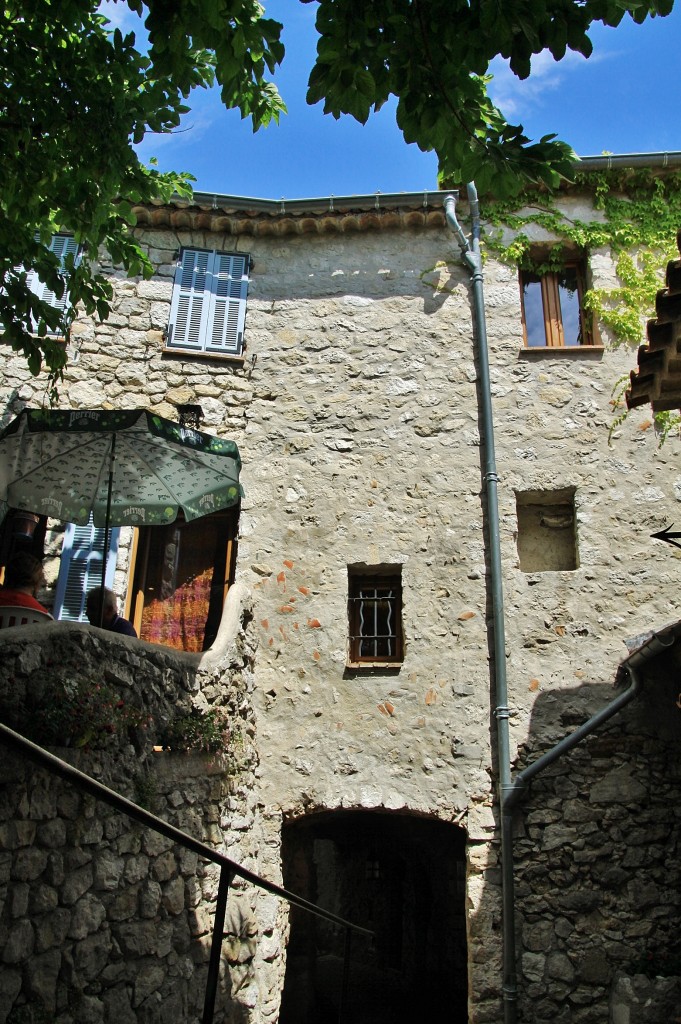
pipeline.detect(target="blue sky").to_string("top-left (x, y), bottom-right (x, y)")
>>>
top-left (127, 1), bottom-right (681, 199)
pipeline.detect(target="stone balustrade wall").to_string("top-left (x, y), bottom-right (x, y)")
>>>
top-left (0, 593), bottom-right (290, 1024)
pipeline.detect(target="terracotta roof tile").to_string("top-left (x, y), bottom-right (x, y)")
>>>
top-left (130, 192), bottom-right (448, 238)
top-left (626, 230), bottom-right (681, 412)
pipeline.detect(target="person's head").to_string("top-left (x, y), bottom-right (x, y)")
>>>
top-left (4, 552), bottom-right (44, 595)
top-left (86, 586), bottom-right (117, 626)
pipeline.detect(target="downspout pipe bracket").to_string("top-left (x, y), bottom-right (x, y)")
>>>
top-left (464, 250), bottom-right (482, 277)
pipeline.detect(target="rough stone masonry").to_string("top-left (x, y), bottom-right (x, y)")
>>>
top-left (1, 182), bottom-right (681, 1023)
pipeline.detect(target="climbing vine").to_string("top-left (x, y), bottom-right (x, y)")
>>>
top-left (480, 168), bottom-right (681, 441)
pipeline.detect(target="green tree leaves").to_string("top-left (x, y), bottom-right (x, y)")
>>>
top-left (0, 0), bottom-right (285, 377)
top-left (306, 0), bottom-right (671, 196)
top-left (1, 0), bottom-right (674, 380)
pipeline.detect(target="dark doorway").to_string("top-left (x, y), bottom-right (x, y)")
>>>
top-left (280, 811), bottom-right (468, 1024)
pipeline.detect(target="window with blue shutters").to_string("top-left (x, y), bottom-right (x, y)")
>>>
top-left (53, 519), bottom-right (120, 622)
top-left (166, 248), bottom-right (250, 356)
top-left (26, 234), bottom-right (80, 334)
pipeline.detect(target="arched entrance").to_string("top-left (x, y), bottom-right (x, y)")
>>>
top-left (280, 810), bottom-right (468, 1024)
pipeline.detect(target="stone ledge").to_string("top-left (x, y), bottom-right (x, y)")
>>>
top-left (518, 345), bottom-right (606, 357)
top-left (161, 346), bottom-right (247, 367)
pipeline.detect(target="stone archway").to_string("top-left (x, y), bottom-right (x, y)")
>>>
top-left (279, 810), bottom-right (468, 1024)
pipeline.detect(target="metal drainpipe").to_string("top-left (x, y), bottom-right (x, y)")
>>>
top-left (504, 628), bottom-right (676, 816)
top-left (444, 186), bottom-right (518, 1023)
top-left (445, 189), bottom-right (679, 1024)
top-left (184, 153), bottom-right (681, 215)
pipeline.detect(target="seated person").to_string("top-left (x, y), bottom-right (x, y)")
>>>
top-left (86, 586), bottom-right (137, 638)
top-left (0, 552), bottom-right (51, 615)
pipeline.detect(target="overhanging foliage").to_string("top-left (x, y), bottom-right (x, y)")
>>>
top-left (482, 168), bottom-right (681, 442)
top-left (0, 0), bottom-right (675, 379)
top-left (0, 0), bottom-right (285, 379)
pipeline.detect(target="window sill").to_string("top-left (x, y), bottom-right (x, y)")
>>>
top-left (162, 346), bottom-right (246, 366)
top-left (2, 334), bottom-right (66, 343)
top-left (519, 345), bottom-right (605, 357)
top-left (345, 661), bottom-right (403, 673)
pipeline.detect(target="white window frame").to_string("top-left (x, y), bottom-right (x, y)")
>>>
top-left (166, 248), bottom-right (250, 356)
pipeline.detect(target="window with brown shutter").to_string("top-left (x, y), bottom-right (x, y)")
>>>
top-left (520, 261), bottom-right (596, 348)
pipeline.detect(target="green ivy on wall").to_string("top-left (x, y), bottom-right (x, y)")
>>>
top-left (481, 168), bottom-right (681, 442)
top-left (483, 168), bottom-right (681, 345)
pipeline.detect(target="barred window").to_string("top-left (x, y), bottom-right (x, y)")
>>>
top-left (348, 568), bottom-right (403, 665)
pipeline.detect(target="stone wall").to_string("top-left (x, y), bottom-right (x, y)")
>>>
top-left (610, 973), bottom-right (681, 1024)
top-left (2, 188), bottom-right (681, 1021)
top-left (0, 588), bottom-right (291, 1024)
top-left (512, 673), bottom-right (681, 1024)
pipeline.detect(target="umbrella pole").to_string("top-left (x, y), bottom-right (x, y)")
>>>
top-left (100, 433), bottom-right (116, 627)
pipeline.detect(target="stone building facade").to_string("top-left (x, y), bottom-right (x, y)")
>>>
top-left (1, 175), bottom-right (681, 1023)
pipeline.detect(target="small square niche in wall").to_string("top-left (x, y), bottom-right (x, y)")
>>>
top-left (515, 488), bottom-right (578, 572)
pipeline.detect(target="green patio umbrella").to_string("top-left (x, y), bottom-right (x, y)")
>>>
top-left (0, 408), bottom-right (242, 609)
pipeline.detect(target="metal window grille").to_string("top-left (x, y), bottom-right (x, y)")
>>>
top-left (348, 573), bottom-right (403, 664)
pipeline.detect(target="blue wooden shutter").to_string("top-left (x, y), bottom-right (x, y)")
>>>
top-left (167, 248), bottom-right (211, 350)
top-left (206, 252), bottom-right (249, 354)
top-left (26, 234), bottom-right (80, 333)
top-left (168, 248), bottom-right (249, 353)
top-left (53, 519), bottom-right (120, 622)
top-left (37, 235), bottom-right (79, 311)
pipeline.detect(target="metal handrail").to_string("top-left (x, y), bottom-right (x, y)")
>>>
top-left (0, 721), bottom-right (373, 1024)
